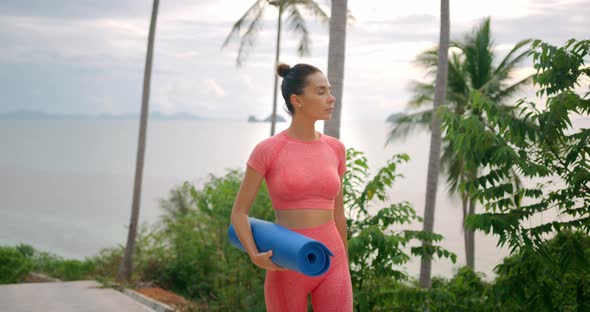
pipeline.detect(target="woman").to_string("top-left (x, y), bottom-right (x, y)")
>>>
top-left (230, 63), bottom-right (353, 311)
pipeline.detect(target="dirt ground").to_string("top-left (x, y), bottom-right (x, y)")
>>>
top-left (136, 287), bottom-right (190, 311)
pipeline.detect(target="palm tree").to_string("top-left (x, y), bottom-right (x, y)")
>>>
top-left (388, 17), bottom-right (531, 274)
top-left (118, 0), bottom-right (159, 282)
top-left (323, 0), bottom-right (348, 139)
top-left (222, 0), bottom-right (329, 136)
top-left (416, 0), bottom-right (449, 289)
top-left (159, 184), bottom-right (193, 218)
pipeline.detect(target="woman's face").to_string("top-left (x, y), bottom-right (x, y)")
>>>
top-left (293, 72), bottom-right (336, 120)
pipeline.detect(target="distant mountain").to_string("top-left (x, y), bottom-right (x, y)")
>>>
top-left (386, 112), bottom-right (407, 123)
top-left (0, 110), bottom-right (59, 120)
top-left (0, 110), bottom-right (207, 120)
top-left (248, 114), bottom-right (287, 123)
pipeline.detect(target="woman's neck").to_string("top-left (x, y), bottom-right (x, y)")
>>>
top-left (287, 118), bottom-right (319, 141)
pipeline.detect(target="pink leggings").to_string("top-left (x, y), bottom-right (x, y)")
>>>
top-left (264, 220), bottom-right (353, 312)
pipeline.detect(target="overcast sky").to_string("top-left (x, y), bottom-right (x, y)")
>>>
top-left (0, 0), bottom-right (587, 121)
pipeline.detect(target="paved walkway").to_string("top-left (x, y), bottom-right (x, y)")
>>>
top-left (0, 281), bottom-right (155, 312)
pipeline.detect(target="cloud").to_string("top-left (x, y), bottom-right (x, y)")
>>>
top-left (0, 15), bottom-right (148, 66)
top-left (0, 0), bottom-right (587, 121)
top-left (492, 3), bottom-right (589, 45)
top-left (0, 0), bottom-right (149, 19)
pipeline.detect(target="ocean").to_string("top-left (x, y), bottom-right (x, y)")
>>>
top-left (3, 118), bottom-right (585, 278)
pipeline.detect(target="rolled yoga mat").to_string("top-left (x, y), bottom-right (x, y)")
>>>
top-left (228, 217), bottom-right (333, 277)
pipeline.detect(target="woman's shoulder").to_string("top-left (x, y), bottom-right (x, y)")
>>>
top-left (258, 131), bottom-right (286, 145)
top-left (251, 132), bottom-right (288, 153)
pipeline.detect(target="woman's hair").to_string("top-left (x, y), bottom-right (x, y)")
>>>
top-left (276, 63), bottom-right (321, 115)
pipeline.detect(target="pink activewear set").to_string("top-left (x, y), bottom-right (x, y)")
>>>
top-left (247, 130), bottom-right (353, 312)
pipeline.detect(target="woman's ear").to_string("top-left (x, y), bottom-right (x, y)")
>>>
top-left (290, 94), bottom-right (302, 108)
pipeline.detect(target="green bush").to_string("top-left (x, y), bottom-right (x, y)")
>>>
top-left (368, 267), bottom-right (488, 312)
top-left (15, 243), bottom-right (35, 258)
top-left (486, 231), bottom-right (590, 311)
top-left (7, 244), bottom-right (98, 281)
top-left (52, 259), bottom-right (96, 281)
top-left (86, 246), bottom-right (124, 279)
top-left (0, 246), bottom-right (32, 284)
top-left (444, 267), bottom-right (488, 310)
top-left (107, 170), bottom-right (275, 310)
top-left (343, 148), bottom-right (456, 311)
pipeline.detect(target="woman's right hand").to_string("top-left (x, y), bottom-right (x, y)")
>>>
top-left (250, 250), bottom-right (287, 271)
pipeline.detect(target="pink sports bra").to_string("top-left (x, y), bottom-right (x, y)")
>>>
top-left (247, 130), bottom-right (346, 210)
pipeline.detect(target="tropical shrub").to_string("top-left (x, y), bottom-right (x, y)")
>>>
top-left (486, 231), bottom-right (590, 311)
top-left (343, 148), bottom-right (456, 311)
top-left (0, 246), bottom-right (32, 284)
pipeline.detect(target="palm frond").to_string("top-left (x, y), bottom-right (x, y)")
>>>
top-left (489, 74), bottom-right (534, 102)
top-left (441, 141), bottom-right (463, 194)
top-left (222, 0), bottom-right (268, 66)
top-left (413, 48), bottom-right (439, 75)
top-left (447, 53), bottom-right (470, 106)
top-left (408, 52), bottom-right (469, 110)
top-left (488, 46), bottom-right (532, 92)
top-left (494, 39), bottom-right (533, 78)
top-left (286, 6), bottom-right (310, 56)
top-left (450, 41), bottom-right (465, 50)
top-left (297, 0), bottom-right (329, 23)
top-left (407, 81), bottom-right (434, 109)
top-left (222, 0), bottom-right (267, 48)
top-left (463, 17), bottom-right (494, 89)
top-left (385, 110), bottom-right (433, 145)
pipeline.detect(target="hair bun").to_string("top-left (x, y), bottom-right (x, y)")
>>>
top-left (276, 63), bottom-right (291, 77)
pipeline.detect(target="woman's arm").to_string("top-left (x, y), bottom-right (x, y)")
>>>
top-left (231, 166), bottom-right (285, 271)
top-left (334, 181), bottom-right (349, 261)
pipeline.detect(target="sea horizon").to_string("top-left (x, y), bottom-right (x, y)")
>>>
top-left (2, 118), bottom-right (588, 279)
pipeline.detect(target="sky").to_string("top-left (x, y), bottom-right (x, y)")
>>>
top-left (0, 0), bottom-right (588, 121)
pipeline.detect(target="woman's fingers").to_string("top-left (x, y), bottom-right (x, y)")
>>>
top-left (260, 250), bottom-right (272, 258)
top-left (254, 250), bottom-right (287, 271)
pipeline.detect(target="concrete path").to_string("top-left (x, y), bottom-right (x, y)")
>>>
top-left (0, 281), bottom-right (156, 312)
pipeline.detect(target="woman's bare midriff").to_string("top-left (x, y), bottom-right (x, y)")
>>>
top-left (274, 209), bottom-right (334, 228)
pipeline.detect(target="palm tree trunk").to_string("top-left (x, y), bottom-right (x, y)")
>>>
top-left (464, 169), bottom-right (477, 269)
top-left (324, 0), bottom-right (348, 139)
top-left (270, 3), bottom-right (283, 136)
top-left (461, 195), bottom-right (472, 269)
top-left (419, 0), bottom-right (449, 289)
top-left (117, 0), bottom-right (159, 282)
top-left (465, 196), bottom-right (476, 269)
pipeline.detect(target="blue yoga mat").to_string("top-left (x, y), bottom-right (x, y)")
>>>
top-left (228, 217), bottom-right (333, 277)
